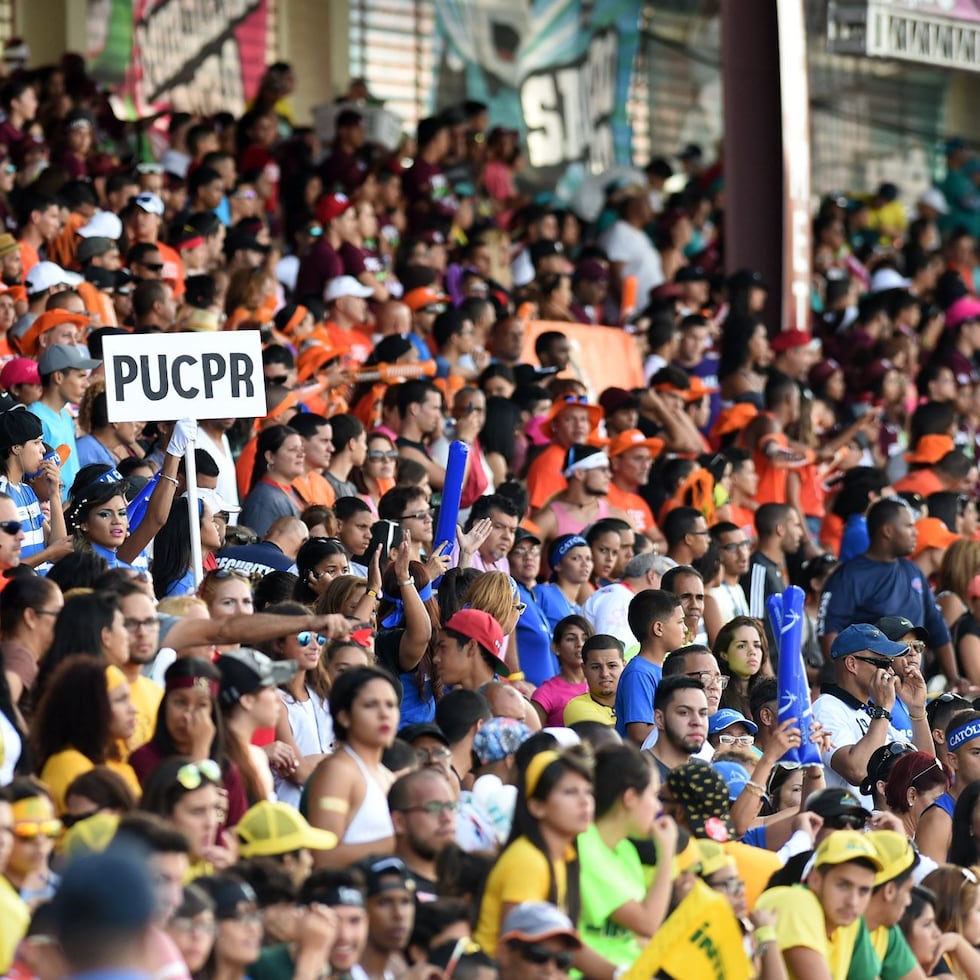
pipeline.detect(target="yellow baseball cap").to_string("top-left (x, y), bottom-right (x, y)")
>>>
top-left (672, 836), bottom-right (703, 878)
top-left (867, 830), bottom-right (918, 887)
top-left (695, 839), bottom-right (736, 878)
top-left (813, 830), bottom-right (884, 872)
top-left (236, 800), bottom-right (338, 858)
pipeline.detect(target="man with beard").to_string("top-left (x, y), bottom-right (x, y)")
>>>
top-left (359, 857), bottom-right (417, 980)
top-left (394, 380), bottom-right (446, 490)
top-left (117, 581), bottom-right (164, 751)
top-left (533, 446), bottom-right (629, 547)
top-left (388, 769), bottom-right (459, 900)
top-left (646, 675), bottom-right (709, 780)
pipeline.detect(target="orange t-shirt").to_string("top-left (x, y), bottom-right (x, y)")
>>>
top-left (326, 322), bottom-right (373, 365)
top-left (527, 443), bottom-right (570, 509)
top-left (236, 436), bottom-right (258, 500)
top-left (293, 469), bottom-right (336, 509)
top-left (156, 241), bottom-right (185, 298)
top-left (607, 482), bottom-right (657, 534)
top-left (728, 503), bottom-right (757, 541)
top-left (753, 433), bottom-right (789, 506)
top-left (18, 240), bottom-right (38, 279)
top-left (893, 468), bottom-right (945, 497)
top-left (796, 462), bottom-right (827, 519)
top-left (45, 213), bottom-right (85, 269)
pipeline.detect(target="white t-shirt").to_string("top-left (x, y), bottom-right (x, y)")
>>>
top-left (196, 427), bottom-right (241, 512)
top-left (599, 220), bottom-right (665, 309)
top-left (582, 583), bottom-right (635, 651)
top-left (812, 691), bottom-right (906, 809)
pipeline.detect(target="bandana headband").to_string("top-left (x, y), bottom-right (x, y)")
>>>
top-left (380, 580), bottom-right (434, 628)
top-left (948, 720), bottom-right (980, 752)
top-left (563, 451), bottom-right (609, 479)
top-left (166, 674), bottom-right (219, 698)
top-left (549, 534), bottom-right (588, 568)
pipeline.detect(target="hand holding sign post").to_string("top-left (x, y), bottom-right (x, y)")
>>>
top-left (103, 333), bottom-right (266, 588)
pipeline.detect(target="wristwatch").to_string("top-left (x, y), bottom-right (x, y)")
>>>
top-left (866, 704), bottom-right (891, 722)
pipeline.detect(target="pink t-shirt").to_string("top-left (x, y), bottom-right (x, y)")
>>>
top-left (532, 677), bottom-right (588, 727)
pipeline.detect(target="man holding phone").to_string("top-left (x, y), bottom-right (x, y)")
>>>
top-left (812, 624), bottom-right (932, 809)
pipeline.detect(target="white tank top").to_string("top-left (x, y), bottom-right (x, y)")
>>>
top-left (341, 744), bottom-right (395, 844)
top-left (275, 688), bottom-right (334, 809)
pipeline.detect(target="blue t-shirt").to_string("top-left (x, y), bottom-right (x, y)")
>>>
top-left (819, 555), bottom-right (952, 649)
top-left (75, 434), bottom-right (117, 470)
top-left (534, 582), bottom-right (583, 635)
top-left (839, 514), bottom-right (869, 563)
top-left (216, 541), bottom-right (296, 578)
top-left (28, 401), bottom-right (77, 501)
top-left (614, 655), bottom-right (662, 738)
top-left (515, 582), bottom-right (556, 686)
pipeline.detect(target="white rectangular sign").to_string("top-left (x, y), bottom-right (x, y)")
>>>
top-left (102, 331), bottom-right (267, 424)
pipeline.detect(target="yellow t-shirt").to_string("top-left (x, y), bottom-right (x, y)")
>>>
top-left (724, 840), bottom-right (782, 911)
top-left (563, 693), bottom-right (615, 727)
top-left (128, 674), bottom-right (163, 752)
top-left (41, 748), bottom-right (142, 814)
top-left (755, 884), bottom-right (861, 980)
top-left (474, 836), bottom-right (571, 952)
top-left (0, 873), bottom-right (29, 972)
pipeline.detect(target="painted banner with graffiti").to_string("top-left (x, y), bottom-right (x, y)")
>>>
top-left (433, 0), bottom-right (643, 186)
top-left (85, 0), bottom-right (269, 119)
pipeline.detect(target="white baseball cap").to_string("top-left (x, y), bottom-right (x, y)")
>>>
top-left (324, 275), bottom-right (374, 303)
top-left (78, 210), bottom-right (123, 240)
top-left (25, 261), bottom-right (70, 295)
top-left (917, 187), bottom-right (950, 215)
top-left (132, 192), bottom-right (164, 216)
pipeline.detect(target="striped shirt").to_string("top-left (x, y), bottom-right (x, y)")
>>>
top-left (0, 476), bottom-right (44, 560)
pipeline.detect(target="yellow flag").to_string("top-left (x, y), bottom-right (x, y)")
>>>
top-left (623, 879), bottom-right (753, 980)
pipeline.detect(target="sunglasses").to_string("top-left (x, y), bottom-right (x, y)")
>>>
top-left (0, 520), bottom-right (20, 535)
top-left (176, 759), bottom-right (221, 791)
top-left (61, 808), bottom-right (100, 829)
top-left (366, 450), bottom-right (399, 462)
top-left (209, 568), bottom-right (250, 582)
top-left (514, 944), bottom-right (574, 970)
top-left (513, 602), bottom-right (527, 614)
top-left (14, 818), bottom-right (62, 840)
top-left (400, 800), bottom-right (459, 815)
top-left (265, 374), bottom-right (289, 385)
top-left (853, 655), bottom-right (897, 671)
top-left (297, 631), bottom-right (326, 647)
top-left (707, 876), bottom-right (745, 896)
top-left (2, 164), bottom-right (15, 175)
top-left (140, 261), bottom-right (165, 272)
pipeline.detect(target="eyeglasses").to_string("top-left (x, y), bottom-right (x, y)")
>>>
top-left (415, 747), bottom-right (452, 764)
top-left (720, 541), bottom-right (751, 552)
top-left (366, 450), bottom-right (399, 462)
top-left (514, 944), bottom-right (574, 970)
top-left (400, 800), bottom-right (459, 815)
top-left (401, 510), bottom-right (432, 522)
top-left (511, 546), bottom-right (541, 558)
top-left (34, 609), bottom-right (60, 618)
top-left (176, 759), bottom-right (221, 791)
top-left (513, 602), bottom-right (527, 614)
top-left (685, 670), bottom-right (729, 691)
top-left (124, 617), bottom-right (159, 632)
top-left (688, 530), bottom-right (711, 537)
top-left (170, 917), bottom-right (217, 937)
top-left (13, 818), bottom-right (62, 840)
top-left (0, 520), bottom-right (21, 535)
top-left (853, 656), bottom-right (896, 671)
top-left (825, 813), bottom-right (867, 831)
top-left (707, 876), bottom-right (745, 896)
top-left (297, 631), bottom-right (326, 647)
top-left (717, 733), bottom-right (754, 747)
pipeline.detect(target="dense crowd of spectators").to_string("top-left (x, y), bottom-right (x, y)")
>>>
top-left (0, 43), bottom-right (978, 980)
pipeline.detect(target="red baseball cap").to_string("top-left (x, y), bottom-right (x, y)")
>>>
top-left (443, 609), bottom-right (506, 674)
top-left (0, 356), bottom-right (40, 388)
top-left (315, 193), bottom-right (353, 225)
top-left (770, 329), bottom-right (817, 353)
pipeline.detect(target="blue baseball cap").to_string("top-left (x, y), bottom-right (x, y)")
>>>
top-left (830, 623), bottom-right (908, 660)
top-left (708, 708), bottom-right (758, 736)
top-left (712, 760), bottom-right (751, 801)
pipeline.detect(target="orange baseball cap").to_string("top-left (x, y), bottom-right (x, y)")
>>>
top-left (912, 517), bottom-right (959, 557)
top-left (404, 286), bottom-right (450, 312)
top-left (710, 402), bottom-right (759, 442)
top-left (905, 434), bottom-right (955, 465)
top-left (684, 376), bottom-right (719, 402)
top-left (607, 428), bottom-right (665, 458)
